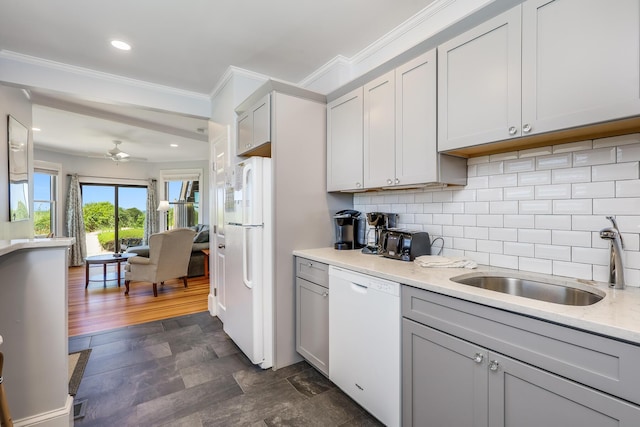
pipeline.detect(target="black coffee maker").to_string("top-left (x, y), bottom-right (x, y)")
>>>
top-left (362, 212), bottom-right (398, 254)
top-left (333, 210), bottom-right (365, 250)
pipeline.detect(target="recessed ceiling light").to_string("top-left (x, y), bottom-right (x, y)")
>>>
top-left (32, 127), bottom-right (41, 132)
top-left (170, 144), bottom-right (179, 148)
top-left (110, 40), bottom-right (131, 51)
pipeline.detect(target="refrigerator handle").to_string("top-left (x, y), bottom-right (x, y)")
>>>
top-left (242, 161), bottom-right (254, 225)
top-left (242, 226), bottom-right (252, 289)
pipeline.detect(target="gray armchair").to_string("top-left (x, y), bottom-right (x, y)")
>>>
top-left (124, 228), bottom-right (196, 297)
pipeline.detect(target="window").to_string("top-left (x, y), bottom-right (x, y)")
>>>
top-left (33, 162), bottom-right (61, 237)
top-left (159, 169), bottom-right (202, 230)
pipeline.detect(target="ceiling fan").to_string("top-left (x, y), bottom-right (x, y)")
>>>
top-left (106, 140), bottom-right (131, 162)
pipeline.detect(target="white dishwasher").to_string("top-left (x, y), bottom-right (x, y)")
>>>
top-left (329, 266), bottom-right (400, 427)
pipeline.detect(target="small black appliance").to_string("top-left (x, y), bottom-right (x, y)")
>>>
top-left (333, 210), bottom-right (366, 250)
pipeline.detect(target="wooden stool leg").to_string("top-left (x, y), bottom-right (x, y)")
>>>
top-left (153, 283), bottom-right (158, 297)
top-left (0, 352), bottom-right (14, 427)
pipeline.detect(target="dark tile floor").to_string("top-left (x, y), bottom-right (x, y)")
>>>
top-left (69, 311), bottom-right (383, 427)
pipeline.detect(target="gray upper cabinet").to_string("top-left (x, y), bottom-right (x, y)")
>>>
top-left (327, 87), bottom-right (364, 191)
top-left (236, 93), bottom-right (271, 157)
top-left (521, 0), bottom-right (640, 135)
top-left (437, 6), bottom-right (522, 152)
top-left (439, 0), bottom-right (640, 152)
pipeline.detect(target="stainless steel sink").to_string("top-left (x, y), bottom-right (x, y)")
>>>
top-left (451, 274), bottom-right (604, 306)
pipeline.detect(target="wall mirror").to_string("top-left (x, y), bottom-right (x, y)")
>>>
top-left (8, 115), bottom-right (30, 221)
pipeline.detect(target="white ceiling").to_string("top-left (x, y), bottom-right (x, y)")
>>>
top-left (0, 0), bottom-right (436, 163)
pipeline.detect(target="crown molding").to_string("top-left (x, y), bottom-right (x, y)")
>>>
top-left (210, 65), bottom-right (271, 99)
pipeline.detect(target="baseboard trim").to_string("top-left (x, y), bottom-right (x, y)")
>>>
top-left (13, 394), bottom-right (74, 427)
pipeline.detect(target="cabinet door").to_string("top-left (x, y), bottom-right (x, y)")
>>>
top-left (327, 87), bottom-right (364, 191)
top-left (488, 352), bottom-right (640, 427)
top-left (395, 49), bottom-right (437, 186)
top-left (522, 0), bottom-right (640, 135)
top-left (402, 319), bottom-right (488, 427)
top-left (295, 277), bottom-right (329, 376)
top-left (363, 70), bottom-right (395, 188)
top-left (237, 94), bottom-right (271, 156)
top-left (438, 6), bottom-right (522, 151)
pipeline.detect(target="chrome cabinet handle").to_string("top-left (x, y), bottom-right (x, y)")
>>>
top-left (356, 182), bottom-right (362, 188)
top-left (522, 124), bottom-right (532, 133)
top-left (307, 262), bottom-right (313, 267)
top-left (489, 360), bottom-right (500, 371)
top-left (387, 179), bottom-right (393, 185)
top-left (218, 244), bottom-right (225, 249)
top-left (473, 353), bottom-right (484, 364)
top-left (395, 178), bottom-right (400, 184)
top-left (508, 126), bottom-right (517, 135)
top-left (322, 291), bottom-right (329, 297)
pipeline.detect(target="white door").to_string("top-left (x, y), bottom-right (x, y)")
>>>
top-left (212, 124), bottom-right (229, 321)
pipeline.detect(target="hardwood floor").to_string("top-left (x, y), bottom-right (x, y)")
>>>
top-left (68, 265), bottom-right (210, 337)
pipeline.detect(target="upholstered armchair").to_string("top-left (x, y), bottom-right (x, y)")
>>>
top-left (124, 228), bottom-right (196, 297)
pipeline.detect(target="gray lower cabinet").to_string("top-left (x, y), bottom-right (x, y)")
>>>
top-left (295, 257), bottom-right (329, 375)
top-left (402, 285), bottom-right (640, 426)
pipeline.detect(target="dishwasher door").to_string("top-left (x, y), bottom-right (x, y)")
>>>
top-left (329, 266), bottom-right (400, 427)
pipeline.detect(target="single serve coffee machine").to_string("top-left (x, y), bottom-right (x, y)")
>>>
top-left (362, 212), bottom-right (398, 254)
top-left (333, 210), bottom-right (366, 250)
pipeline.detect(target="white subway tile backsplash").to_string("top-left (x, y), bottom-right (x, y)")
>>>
top-left (476, 188), bottom-right (503, 201)
top-left (490, 201), bottom-right (519, 214)
top-left (616, 180), bottom-right (640, 197)
top-left (592, 161), bottom-right (639, 181)
top-left (617, 143), bottom-right (640, 162)
top-left (623, 269), bottom-right (640, 288)
top-left (519, 146), bottom-right (553, 158)
top-left (504, 186), bottom-right (534, 200)
top-left (536, 153), bottom-right (572, 170)
top-left (552, 230), bottom-right (592, 247)
top-left (518, 229), bottom-right (551, 244)
top-left (519, 200), bottom-right (553, 214)
top-left (552, 167), bottom-right (591, 184)
top-left (553, 199), bottom-right (592, 215)
top-left (489, 174), bottom-right (518, 188)
top-left (535, 215), bottom-right (571, 230)
top-left (504, 241), bottom-right (534, 257)
top-left (552, 261), bottom-right (592, 280)
top-left (442, 225), bottom-right (464, 238)
top-left (534, 244), bottom-right (571, 261)
top-left (519, 170), bottom-right (551, 186)
top-left (477, 161), bottom-right (504, 176)
top-left (573, 147), bottom-right (616, 166)
top-left (350, 136), bottom-right (640, 279)
top-left (464, 226), bottom-right (489, 240)
top-left (571, 181), bottom-right (615, 199)
top-left (519, 257), bottom-right (553, 274)
top-left (477, 215), bottom-right (504, 227)
top-left (504, 158), bottom-right (535, 173)
top-left (593, 133), bottom-right (640, 148)
top-left (478, 239), bottom-right (504, 254)
top-left (443, 202), bottom-right (464, 214)
top-left (504, 215), bottom-right (534, 229)
top-left (535, 184), bottom-right (571, 200)
top-left (552, 140), bottom-right (593, 154)
top-left (490, 254), bottom-right (519, 269)
top-left (571, 247), bottom-right (609, 266)
top-left (464, 202), bottom-right (490, 214)
top-left (453, 214), bottom-right (477, 226)
top-left (490, 228), bottom-right (518, 242)
top-left (593, 198), bottom-right (640, 215)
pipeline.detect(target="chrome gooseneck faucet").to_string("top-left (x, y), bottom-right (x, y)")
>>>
top-left (600, 216), bottom-right (625, 289)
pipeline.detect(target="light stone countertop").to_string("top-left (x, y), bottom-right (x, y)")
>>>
top-left (293, 247), bottom-right (640, 345)
top-left (0, 237), bottom-right (75, 257)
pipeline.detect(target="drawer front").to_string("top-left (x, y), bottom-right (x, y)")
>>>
top-left (402, 285), bottom-right (640, 405)
top-left (296, 257), bottom-right (328, 287)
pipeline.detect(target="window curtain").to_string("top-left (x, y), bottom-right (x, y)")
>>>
top-left (144, 179), bottom-right (158, 244)
top-left (66, 174), bottom-right (86, 266)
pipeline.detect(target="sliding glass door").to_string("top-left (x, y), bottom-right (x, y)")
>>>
top-left (81, 184), bottom-right (147, 256)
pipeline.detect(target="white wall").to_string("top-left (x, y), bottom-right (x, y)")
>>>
top-left (354, 133), bottom-right (640, 287)
top-left (0, 85), bottom-right (33, 239)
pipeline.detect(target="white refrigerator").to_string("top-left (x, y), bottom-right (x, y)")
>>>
top-left (224, 156), bottom-right (273, 369)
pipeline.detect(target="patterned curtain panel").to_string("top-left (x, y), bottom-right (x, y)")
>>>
top-left (144, 179), bottom-right (158, 245)
top-left (66, 174), bottom-right (87, 266)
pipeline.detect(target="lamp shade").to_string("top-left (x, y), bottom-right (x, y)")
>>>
top-left (157, 200), bottom-right (170, 211)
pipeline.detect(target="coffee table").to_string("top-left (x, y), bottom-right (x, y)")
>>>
top-left (85, 253), bottom-right (137, 288)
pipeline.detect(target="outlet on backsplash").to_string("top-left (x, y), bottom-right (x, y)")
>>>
top-left (354, 133), bottom-right (640, 287)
